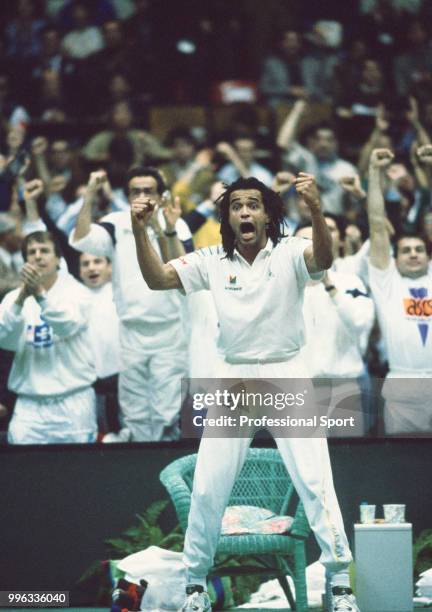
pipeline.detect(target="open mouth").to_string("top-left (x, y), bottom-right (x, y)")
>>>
top-left (239, 222), bottom-right (255, 239)
top-left (88, 273), bottom-right (100, 282)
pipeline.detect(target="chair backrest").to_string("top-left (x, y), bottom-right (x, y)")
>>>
top-left (227, 448), bottom-right (295, 515)
top-left (160, 448), bottom-right (303, 533)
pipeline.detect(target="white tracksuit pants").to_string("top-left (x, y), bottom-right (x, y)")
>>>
top-left (119, 320), bottom-right (187, 442)
top-left (183, 354), bottom-right (353, 588)
top-left (8, 386), bottom-right (97, 444)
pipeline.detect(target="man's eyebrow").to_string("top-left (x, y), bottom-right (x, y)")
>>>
top-left (230, 196), bottom-right (260, 203)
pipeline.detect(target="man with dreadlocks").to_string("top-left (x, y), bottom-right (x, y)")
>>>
top-left (131, 173), bottom-right (360, 612)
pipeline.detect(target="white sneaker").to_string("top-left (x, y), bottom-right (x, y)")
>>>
top-left (102, 428), bottom-right (131, 443)
top-left (331, 586), bottom-right (360, 611)
top-left (180, 586), bottom-right (212, 612)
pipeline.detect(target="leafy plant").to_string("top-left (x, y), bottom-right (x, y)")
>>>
top-left (77, 500), bottom-right (183, 604)
top-left (105, 499), bottom-right (184, 557)
top-left (413, 529), bottom-right (432, 577)
top-left (78, 499), bottom-right (265, 608)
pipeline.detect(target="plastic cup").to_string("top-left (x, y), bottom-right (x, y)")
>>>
top-left (383, 504), bottom-right (405, 523)
top-left (360, 504), bottom-right (376, 524)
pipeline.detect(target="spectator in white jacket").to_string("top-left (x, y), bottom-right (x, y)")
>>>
top-left (296, 216), bottom-right (375, 436)
top-left (79, 252), bottom-right (121, 437)
top-left (70, 167), bottom-right (192, 442)
top-left (0, 230), bottom-right (97, 444)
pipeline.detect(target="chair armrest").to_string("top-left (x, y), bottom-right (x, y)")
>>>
top-left (160, 456), bottom-right (196, 533)
top-left (290, 502), bottom-right (311, 539)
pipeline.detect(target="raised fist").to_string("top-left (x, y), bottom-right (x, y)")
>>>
top-left (216, 142), bottom-right (235, 158)
top-left (294, 173), bottom-right (320, 210)
top-left (369, 148), bottom-right (394, 169)
top-left (131, 197), bottom-right (157, 227)
top-left (339, 175), bottom-right (366, 199)
top-left (31, 137), bottom-right (48, 157)
top-left (87, 170), bottom-right (108, 195)
top-left (24, 179), bottom-right (44, 202)
top-left (417, 144), bottom-right (432, 166)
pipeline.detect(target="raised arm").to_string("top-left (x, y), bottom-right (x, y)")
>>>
top-left (295, 173), bottom-right (333, 272)
top-left (148, 194), bottom-right (186, 262)
top-left (31, 137), bottom-right (51, 191)
top-left (216, 142), bottom-right (249, 179)
top-left (367, 148), bottom-right (394, 270)
top-left (276, 100), bottom-right (307, 150)
top-left (131, 197), bottom-right (182, 290)
top-left (357, 105), bottom-right (389, 178)
top-left (410, 141), bottom-right (429, 190)
top-left (406, 97), bottom-right (430, 147)
top-left (22, 179), bottom-right (44, 224)
top-left (416, 143), bottom-right (432, 189)
top-left (177, 149), bottom-right (213, 188)
top-left (20, 179), bottom-right (48, 236)
top-left (73, 171), bottom-right (106, 241)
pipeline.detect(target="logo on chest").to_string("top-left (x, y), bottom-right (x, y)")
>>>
top-left (26, 322), bottom-right (54, 348)
top-left (225, 275), bottom-right (242, 291)
top-left (403, 287), bottom-right (431, 346)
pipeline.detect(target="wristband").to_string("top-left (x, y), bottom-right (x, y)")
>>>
top-left (164, 230), bottom-right (177, 237)
top-left (324, 285), bottom-right (336, 293)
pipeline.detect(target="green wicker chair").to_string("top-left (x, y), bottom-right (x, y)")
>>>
top-left (159, 447), bottom-right (311, 611)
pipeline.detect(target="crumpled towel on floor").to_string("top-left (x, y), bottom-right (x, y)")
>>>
top-left (237, 561), bottom-right (325, 609)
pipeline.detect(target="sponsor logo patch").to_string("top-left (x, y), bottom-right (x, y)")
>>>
top-left (26, 322), bottom-right (53, 348)
top-left (225, 274), bottom-right (242, 290)
top-left (403, 287), bottom-right (431, 346)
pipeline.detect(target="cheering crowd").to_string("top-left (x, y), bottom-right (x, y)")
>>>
top-left (1, 0), bottom-right (432, 444)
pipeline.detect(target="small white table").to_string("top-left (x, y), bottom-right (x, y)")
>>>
top-left (354, 522), bottom-right (413, 612)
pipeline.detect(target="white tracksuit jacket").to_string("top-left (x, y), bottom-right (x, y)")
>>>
top-left (0, 274), bottom-right (96, 397)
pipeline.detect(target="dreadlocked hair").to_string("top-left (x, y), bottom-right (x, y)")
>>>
top-left (216, 177), bottom-right (286, 259)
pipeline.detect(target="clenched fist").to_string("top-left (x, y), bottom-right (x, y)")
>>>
top-left (24, 179), bottom-right (44, 202)
top-left (131, 198), bottom-right (158, 227)
top-left (339, 175), bottom-right (366, 199)
top-left (417, 144), bottom-right (432, 166)
top-left (294, 173), bottom-right (320, 211)
top-left (31, 136), bottom-right (48, 157)
top-left (86, 170), bottom-right (108, 195)
top-left (369, 148), bottom-right (394, 169)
